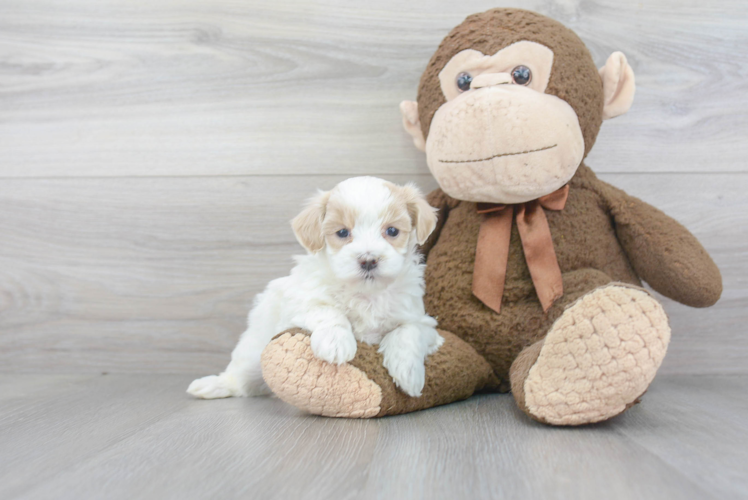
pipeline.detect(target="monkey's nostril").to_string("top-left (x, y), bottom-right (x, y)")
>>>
top-left (359, 259), bottom-right (378, 271)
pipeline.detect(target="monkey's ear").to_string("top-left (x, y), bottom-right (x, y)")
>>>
top-left (291, 190), bottom-right (331, 253)
top-left (599, 52), bottom-right (636, 120)
top-left (400, 101), bottom-right (426, 152)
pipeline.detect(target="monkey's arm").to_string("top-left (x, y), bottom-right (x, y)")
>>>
top-left (419, 188), bottom-right (458, 260)
top-left (603, 183), bottom-right (722, 307)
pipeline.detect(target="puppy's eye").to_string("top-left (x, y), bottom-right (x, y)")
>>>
top-left (511, 65), bottom-right (532, 85)
top-left (456, 72), bottom-right (473, 92)
top-left (336, 229), bottom-right (349, 238)
top-left (386, 227), bottom-right (399, 237)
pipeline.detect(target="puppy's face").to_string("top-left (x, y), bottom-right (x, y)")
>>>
top-left (292, 177), bottom-right (437, 285)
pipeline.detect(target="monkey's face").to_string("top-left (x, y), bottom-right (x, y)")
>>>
top-left (400, 9), bottom-right (636, 205)
top-left (426, 41), bottom-right (584, 204)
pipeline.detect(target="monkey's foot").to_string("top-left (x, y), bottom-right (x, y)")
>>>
top-left (261, 328), bottom-right (498, 418)
top-left (512, 283), bottom-right (671, 426)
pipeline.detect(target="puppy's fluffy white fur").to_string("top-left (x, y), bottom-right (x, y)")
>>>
top-left (187, 176), bottom-right (443, 399)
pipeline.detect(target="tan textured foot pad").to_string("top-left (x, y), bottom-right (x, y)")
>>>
top-left (524, 284), bottom-right (671, 425)
top-left (260, 332), bottom-right (382, 418)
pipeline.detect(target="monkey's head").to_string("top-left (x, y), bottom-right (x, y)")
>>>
top-left (401, 9), bottom-right (635, 204)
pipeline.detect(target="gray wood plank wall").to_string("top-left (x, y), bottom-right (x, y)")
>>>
top-left (1, 0), bottom-right (746, 375)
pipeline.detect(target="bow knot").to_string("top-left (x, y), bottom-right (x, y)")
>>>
top-left (472, 184), bottom-right (569, 314)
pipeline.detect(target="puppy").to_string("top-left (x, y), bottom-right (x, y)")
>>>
top-left (187, 176), bottom-right (443, 399)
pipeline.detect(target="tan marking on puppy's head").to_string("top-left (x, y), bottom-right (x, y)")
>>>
top-left (385, 182), bottom-right (438, 245)
top-left (379, 202), bottom-right (412, 252)
top-left (321, 197), bottom-right (358, 252)
top-left (291, 190), bottom-right (331, 253)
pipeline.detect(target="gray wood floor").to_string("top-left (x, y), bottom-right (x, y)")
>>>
top-left (1, 374), bottom-right (746, 500)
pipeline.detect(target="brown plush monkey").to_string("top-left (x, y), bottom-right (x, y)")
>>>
top-left (260, 8), bottom-right (722, 425)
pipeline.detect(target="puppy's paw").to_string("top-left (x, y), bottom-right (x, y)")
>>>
top-left (382, 352), bottom-right (426, 398)
top-left (310, 325), bottom-right (357, 365)
top-left (187, 374), bottom-right (242, 399)
top-left (425, 329), bottom-right (445, 356)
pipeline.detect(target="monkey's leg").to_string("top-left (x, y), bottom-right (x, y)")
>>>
top-left (261, 328), bottom-right (498, 418)
top-left (510, 283), bottom-right (671, 425)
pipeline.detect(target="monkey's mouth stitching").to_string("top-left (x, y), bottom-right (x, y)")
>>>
top-left (439, 144), bottom-right (557, 164)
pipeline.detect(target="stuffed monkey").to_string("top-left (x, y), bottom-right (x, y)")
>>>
top-left (260, 8), bottom-right (721, 425)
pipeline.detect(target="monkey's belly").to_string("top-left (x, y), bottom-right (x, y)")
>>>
top-left (424, 211), bottom-right (639, 382)
top-left (422, 186), bottom-right (642, 383)
top-left (424, 262), bottom-right (619, 385)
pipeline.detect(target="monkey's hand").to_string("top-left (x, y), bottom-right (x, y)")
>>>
top-left (609, 189), bottom-right (722, 308)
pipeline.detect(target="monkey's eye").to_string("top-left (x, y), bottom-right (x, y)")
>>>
top-left (456, 72), bottom-right (473, 92)
top-left (511, 66), bottom-right (532, 85)
top-left (386, 227), bottom-right (399, 237)
top-left (336, 229), bottom-right (349, 238)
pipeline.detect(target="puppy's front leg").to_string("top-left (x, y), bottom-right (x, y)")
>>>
top-left (305, 307), bottom-right (357, 365)
top-left (379, 324), bottom-right (444, 397)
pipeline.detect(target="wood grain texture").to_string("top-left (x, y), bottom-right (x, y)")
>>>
top-left (0, 374), bottom-right (190, 500)
top-left (0, 0), bottom-right (746, 177)
top-left (1, 374), bottom-right (746, 500)
top-left (0, 2), bottom-right (745, 375)
top-left (0, 173), bottom-right (745, 375)
top-left (615, 376), bottom-right (748, 499)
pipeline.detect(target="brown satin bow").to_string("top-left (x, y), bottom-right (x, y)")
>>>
top-left (472, 185), bottom-right (570, 314)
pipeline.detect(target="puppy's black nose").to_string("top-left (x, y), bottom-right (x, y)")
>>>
top-left (359, 258), bottom-right (378, 272)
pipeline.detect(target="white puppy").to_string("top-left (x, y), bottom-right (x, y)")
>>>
top-left (187, 176), bottom-right (443, 399)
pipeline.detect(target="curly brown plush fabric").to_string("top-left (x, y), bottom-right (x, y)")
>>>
top-left (422, 165), bottom-right (721, 392)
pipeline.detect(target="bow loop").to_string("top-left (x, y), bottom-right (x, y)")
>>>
top-left (538, 184), bottom-right (569, 210)
top-left (476, 202), bottom-right (509, 215)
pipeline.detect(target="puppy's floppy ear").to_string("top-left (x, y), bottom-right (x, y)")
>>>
top-left (401, 183), bottom-right (438, 245)
top-left (292, 190), bottom-right (331, 253)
